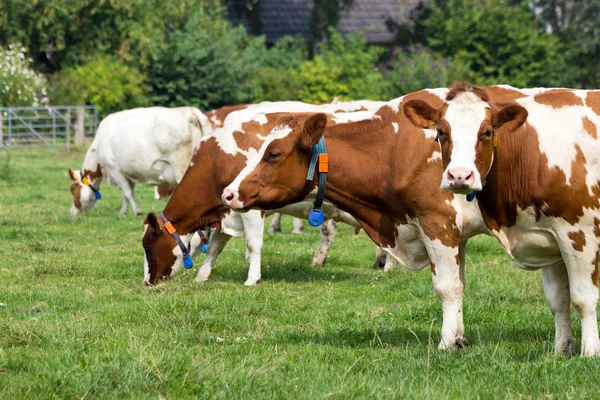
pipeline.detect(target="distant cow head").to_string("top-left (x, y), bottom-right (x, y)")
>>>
top-left (403, 83), bottom-right (527, 193)
top-left (68, 168), bottom-right (100, 214)
top-left (222, 113), bottom-right (327, 211)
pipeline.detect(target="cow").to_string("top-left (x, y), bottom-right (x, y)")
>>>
top-left (68, 106), bottom-right (212, 216)
top-left (402, 83), bottom-right (600, 357)
top-left (142, 100), bottom-right (390, 287)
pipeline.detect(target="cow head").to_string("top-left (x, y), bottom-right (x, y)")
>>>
top-left (222, 113), bottom-right (328, 211)
top-left (68, 168), bottom-right (99, 214)
top-left (142, 212), bottom-right (200, 285)
top-left (403, 84), bottom-right (528, 193)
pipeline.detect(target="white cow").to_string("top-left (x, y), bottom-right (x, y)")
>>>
top-left (68, 106), bottom-right (212, 216)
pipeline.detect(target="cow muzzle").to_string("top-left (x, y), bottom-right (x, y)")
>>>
top-left (222, 188), bottom-right (245, 209)
top-left (443, 167), bottom-right (478, 193)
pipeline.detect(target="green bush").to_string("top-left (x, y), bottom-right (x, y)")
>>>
top-left (51, 56), bottom-right (148, 115)
top-left (0, 44), bottom-right (47, 107)
top-left (290, 29), bottom-right (385, 103)
top-left (148, 10), bottom-right (266, 110)
top-left (382, 45), bottom-right (476, 98)
top-left (425, 0), bottom-right (568, 87)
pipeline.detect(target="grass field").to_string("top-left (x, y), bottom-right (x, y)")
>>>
top-left (1, 147), bottom-right (599, 399)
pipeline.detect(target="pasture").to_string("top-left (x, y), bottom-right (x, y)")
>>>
top-left (1, 147), bottom-right (599, 399)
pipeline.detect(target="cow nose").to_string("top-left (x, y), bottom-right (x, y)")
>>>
top-left (447, 168), bottom-right (474, 187)
top-left (222, 189), bottom-right (235, 204)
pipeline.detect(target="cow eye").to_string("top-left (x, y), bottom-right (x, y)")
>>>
top-left (479, 130), bottom-right (493, 140)
top-left (266, 152), bottom-right (281, 161)
top-left (436, 129), bottom-right (448, 143)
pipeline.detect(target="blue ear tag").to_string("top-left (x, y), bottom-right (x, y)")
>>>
top-left (466, 192), bottom-right (476, 202)
top-left (183, 255), bottom-right (194, 269)
top-left (308, 208), bottom-right (325, 227)
top-left (201, 242), bottom-right (209, 253)
top-left (95, 191), bottom-right (102, 200)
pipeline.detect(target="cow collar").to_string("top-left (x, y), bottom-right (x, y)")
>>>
top-left (80, 170), bottom-right (101, 200)
top-left (466, 135), bottom-right (498, 202)
top-left (305, 136), bottom-right (328, 226)
top-left (158, 213), bottom-right (210, 270)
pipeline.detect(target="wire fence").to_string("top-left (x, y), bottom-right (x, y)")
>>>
top-left (0, 105), bottom-right (98, 148)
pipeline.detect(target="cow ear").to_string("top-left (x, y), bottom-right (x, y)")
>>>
top-left (403, 100), bottom-right (440, 128)
top-left (144, 212), bottom-right (163, 234)
top-left (300, 113), bottom-right (327, 150)
top-left (492, 103), bottom-right (528, 132)
top-left (68, 169), bottom-right (78, 181)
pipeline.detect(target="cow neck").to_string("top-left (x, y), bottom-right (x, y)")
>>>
top-left (318, 108), bottom-right (441, 247)
top-left (161, 137), bottom-right (246, 235)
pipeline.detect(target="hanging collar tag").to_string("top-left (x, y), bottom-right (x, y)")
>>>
top-left (159, 213), bottom-right (194, 269)
top-left (306, 137), bottom-right (328, 227)
top-left (466, 192), bottom-right (476, 202)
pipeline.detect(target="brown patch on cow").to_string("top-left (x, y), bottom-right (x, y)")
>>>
top-left (594, 218), bottom-right (600, 238)
top-left (483, 86), bottom-right (527, 102)
top-left (582, 116), bottom-right (598, 139)
top-left (204, 104), bottom-right (248, 129)
top-left (568, 230), bottom-right (586, 252)
top-left (82, 164), bottom-right (103, 181)
top-left (584, 92), bottom-right (600, 116)
top-left (430, 262), bottom-right (436, 276)
top-left (156, 184), bottom-right (175, 199)
top-left (70, 182), bottom-right (82, 209)
top-left (91, 149), bottom-right (96, 153)
top-left (446, 83), bottom-right (489, 102)
top-left (358, 106), bottom-right (368, 111)
top-left (592, 254), bottom-right (599, 287)
top-left (534, 90), bottom-right (584, 109)
top-left (455, 254), bottom-right (460, 266)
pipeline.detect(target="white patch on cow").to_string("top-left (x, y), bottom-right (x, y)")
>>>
top-left (332, 111), bottom-right (377, 124)
top-left (225, 125), bottom-right (294, 202)
top-left (428, 150), bottom-right (441, 164)
top-left (391, 122), bottom-right (398, 133)
top-left (441, 93), bottom-right (489, 191)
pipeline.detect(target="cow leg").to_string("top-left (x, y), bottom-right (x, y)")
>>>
top-left (154, 186), bottom-right (160, 200)
top-left (267, 213), bottom-right (282, 234)
top-left (540, 263), bottom-right (574, 356)
top-left (195, 230), bottom-right (232, 282)
top-left (241, 210), bottom-right (265, 286)
top-left (558, 231), bottom-right (600, 357)
top-left (430, 240), bottom-right (466, 350)
top-left (383, 252), bottom-right (398, 272)
top-left (373, 247), bottom-right (387, 269)
top-left (311, 219), bottom-right (337, 267)
top-left (110, 170), bottom-right (142, 216)
top-left (292, 217), bottom-right (305, 234)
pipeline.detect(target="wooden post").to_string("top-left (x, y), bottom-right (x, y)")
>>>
top-left (0, 111), bottom-right (3, 148)
top-left (65, 109), bottom-right (71, 152)
top-left (74, 108), bottom-right (85, 147)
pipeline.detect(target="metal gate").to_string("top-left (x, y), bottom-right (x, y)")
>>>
top-left (0, 106), bottom-right (98, 148)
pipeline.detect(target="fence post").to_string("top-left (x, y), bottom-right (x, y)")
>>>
top-left (0, 110), bottom-right (3, 148)
top-left (66, 110), bottom-right (71, 152)
top-left (74, 108), bottom-right (85, 147)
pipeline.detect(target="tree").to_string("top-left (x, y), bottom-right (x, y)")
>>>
top-left (0, 44), bottom-right (47, 107)
top-left (531, 0), bottom-right (600, 87)
top-left (147, 9), bottom-right (266, 110)
top-left (424, 0), bottom-right (569, 87)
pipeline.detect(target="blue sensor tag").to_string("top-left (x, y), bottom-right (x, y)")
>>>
top-left (466, 192), bottom-right (475, 202)
top-left (308, 208), bottom-right (325, 227)
top-left (95, 191), bottom-right (102, 200)
top-left (201, 242), bottom-right (209, 253)
top-left (183, 255), bottom-right (194, 269)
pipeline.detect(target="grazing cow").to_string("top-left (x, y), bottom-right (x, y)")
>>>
top-left (403, 83), bottom-right (600, 356)
top-left (142, 100), bottom-right (389, 286)
top-left (68, 107), bottom-right (212, 215)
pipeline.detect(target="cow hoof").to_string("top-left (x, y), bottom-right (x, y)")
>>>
top-left (291, 228), bottom-right (304, 235)
top-left (135, 211), bottom-right (143, 216)
top-left (372, 259), bottom-right (385, 269)
top-left (244, 278), bottom-right (261, 286)
top-left (267, 226), bottom-right (281, 234)
top-left (438, 337), bottom-right (468, 350)
top-left (555, 338), bottom-right (575, 357)
top-left (195, 271), bottom-right (211, 282)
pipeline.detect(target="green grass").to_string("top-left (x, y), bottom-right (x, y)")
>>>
top-left (1, 147), bottom-right (599, 399)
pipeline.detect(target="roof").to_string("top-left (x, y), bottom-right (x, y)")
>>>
top-left (227, 0), bottom-right (426, 44)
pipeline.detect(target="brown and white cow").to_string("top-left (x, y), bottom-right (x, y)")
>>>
top-left (222, 90), bottom-right (497, 349)
top-left (142, 101), bottom-right (389, 287)
top-left (403, 83), bottom-right (600, 356)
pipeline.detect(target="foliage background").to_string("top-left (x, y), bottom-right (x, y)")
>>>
top-left (0, 0), bottom-right (596, 112)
